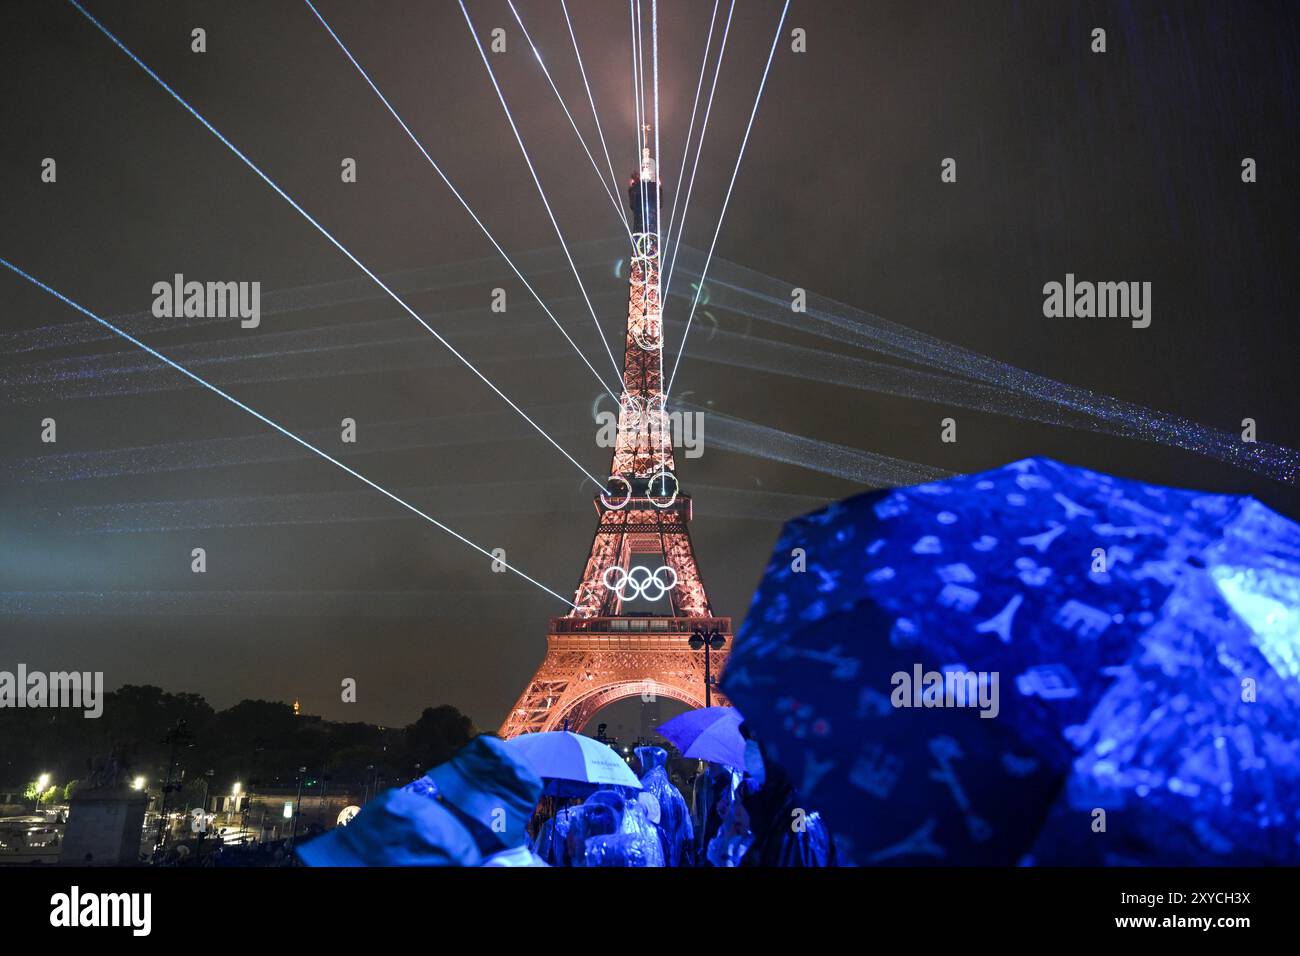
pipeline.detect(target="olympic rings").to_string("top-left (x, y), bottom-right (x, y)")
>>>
top-left (602, 564), bottom-right (678, 602)
top-left (633, 331), bottom-right (664, 352)
top-left (647, 470), bottom-right (680, 509)
top-left (632, 232), bottom-right (659, 261)
top-left (599, 475), bottom-right (633, 510)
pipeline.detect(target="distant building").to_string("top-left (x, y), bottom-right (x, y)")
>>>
top-left (62, 787), bottom-right (149, 865)
top-left (213, 787), bottom-right (364, 842)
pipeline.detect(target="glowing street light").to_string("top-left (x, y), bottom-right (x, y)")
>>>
top-left (132, 776), bottom-right (146, 791)
top-left (689, 626), bottom-right (727, 707)
top-left (36, 773), bottom-right (50, 791)
top-left (231, 782), bottom-right (242, 796)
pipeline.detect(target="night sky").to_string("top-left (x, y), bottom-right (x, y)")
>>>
top-left (2, 0), bottom-right (1297, 730)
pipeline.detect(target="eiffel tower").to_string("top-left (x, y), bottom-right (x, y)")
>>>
top-left (499, 138), bottom-right (731, 737)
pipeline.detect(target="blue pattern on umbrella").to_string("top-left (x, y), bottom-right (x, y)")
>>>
top-left (722, 457), bottom-right (1300, 865)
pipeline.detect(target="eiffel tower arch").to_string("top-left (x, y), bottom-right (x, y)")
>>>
top-left (499, 142), bottom-right (731, 737)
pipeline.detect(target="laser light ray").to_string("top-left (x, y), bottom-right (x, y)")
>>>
top-left (562, 0), bottom-right (627, 221)
top-left (631, 0), bottom-right (650, 253)
top-left (5, 304), bottom-right (1103, 451)
top-left (660, 0), bottom-right (720, 265)
top-left (53, 480), bottom-right (830, 536)
top-left (0, 255), bottom-right (577, 609)
top-left (0, 590), bottom-right (538, 618)
top-left (65, 0), bottom-right (603, 486)
top-left (505, 0), bottom-right (632, 240)
top-left (676, 400), bottom-right (950, 488)
top-left (2, 294), bottom-right (631, 407)
top-left (652, 0), bottom-right (668, 480)
top-left (669, 251), bottom-right (1300, 485)
top-left (301, 0), bottom-right (621, 405)
top-left (662, 0), bottom-right (736, 301)
top-left (458, 0), bottom-right (625, 388)
top-left (666, 0), bottom-right (790, 399)
top-left (5, 405), bottom-right (594, 484)
top-left (0, 242), bottom-right (611, 357)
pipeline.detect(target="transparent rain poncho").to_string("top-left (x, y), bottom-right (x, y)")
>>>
top-left (563, 804), bottom-right (617, 868)
top-left (534, 805), bottom-right (580, 867)
top-left (735, 742), bottom-right (836, 867)
top-left (635, 746), bottom-right (694, 866)
top-left (580, 789), bottom-right (665, 867)
top-left (705, 771), bottom-right (753, 867)
top-left (585, 831), bottom-right (661, 867)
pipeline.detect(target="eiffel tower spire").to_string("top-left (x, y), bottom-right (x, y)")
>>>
top-left (498, 150), bottom-right (731, 737)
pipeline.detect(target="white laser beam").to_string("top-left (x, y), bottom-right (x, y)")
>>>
top-left (66, 0), bottom-right (604, 486)
top-left (0, 255), bottom-right (577, 609)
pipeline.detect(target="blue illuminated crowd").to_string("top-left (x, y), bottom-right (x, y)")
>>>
top-left (297, 732), bottom-right (835, 867)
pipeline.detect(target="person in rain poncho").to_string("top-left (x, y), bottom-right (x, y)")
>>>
top-left (581, 789), bottom-right (666, 867)
top-left (403, 734), bottom-right (550, 867)
top-left (533, 797), bottom-right (586, 867)
top-left (563, 803), bottom-right (618, 867)
top-left (704, 770), bottom-right (753, 867)
top-left (693, 761), bottom-right (732, 864)
top-left (295, 787), bottom-right (482, 867)
top-left (635, 745), bottom-right (694, 866)
top-left (735, 737), bottom-right (836, 867)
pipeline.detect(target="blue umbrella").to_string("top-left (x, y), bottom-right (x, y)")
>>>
top-left (722, 457), bottom-right (1300, 865)
top-left (657, 706), bottom-right (747, 770)
top-left (505, 731), bottom-right (642, 790)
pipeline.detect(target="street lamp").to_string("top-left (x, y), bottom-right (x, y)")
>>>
top-left (290, 767), bottom-right (307, 845)
top-left (688, 626), bottom-right (727, 706)
top-left (231, 782), bottom-right (244, 843)
top-left (31, 773), bottom-right (52, 811)
top-left (155, 718), bottom-right (192, 856)
top-left (132, 776), bottom-right (146, 791)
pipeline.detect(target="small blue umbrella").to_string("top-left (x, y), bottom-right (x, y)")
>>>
top-left (657, 706), bottom-right (747, 770)
top-left (505, 731), bottom-right (642, 790)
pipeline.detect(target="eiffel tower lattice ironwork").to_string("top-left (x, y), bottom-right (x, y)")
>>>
top-left (499, 144), bottom-right (731, 737)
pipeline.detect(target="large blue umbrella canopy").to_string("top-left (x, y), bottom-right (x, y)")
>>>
top-left (722, 457), bottom-right (1300, 865)
top-left (505, 731), bottom-right (642, 790)
top-left (657, 706), bottom-right (747, 770)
